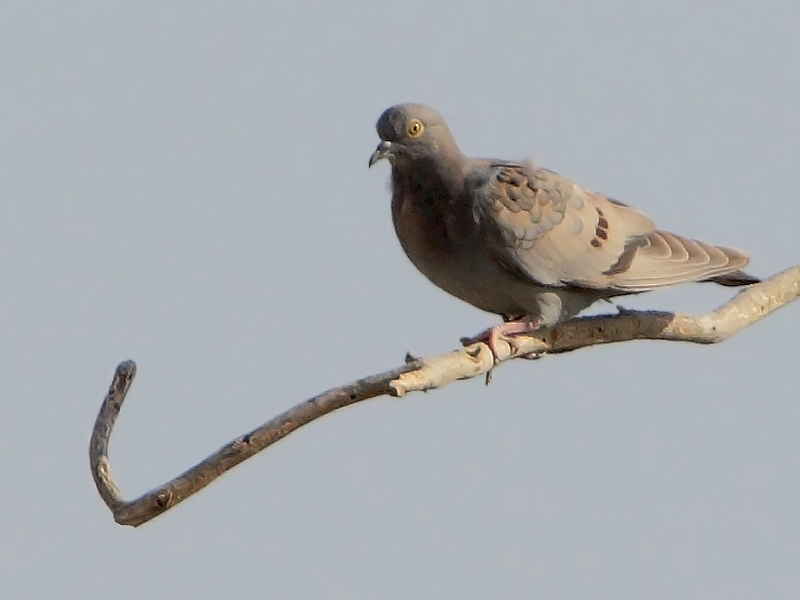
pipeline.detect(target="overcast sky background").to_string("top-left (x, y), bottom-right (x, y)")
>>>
top-left (2, 2), bottom-right (799, 598)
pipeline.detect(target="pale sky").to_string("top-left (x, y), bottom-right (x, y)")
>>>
top-left (2, 2), bottom-right (799, 598)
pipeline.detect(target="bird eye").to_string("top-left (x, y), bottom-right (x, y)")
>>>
top-left (406, 119), bottom-right (424, 138)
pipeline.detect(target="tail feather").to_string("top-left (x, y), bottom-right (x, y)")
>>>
top-left (704, 270), bottom-right (760, 287)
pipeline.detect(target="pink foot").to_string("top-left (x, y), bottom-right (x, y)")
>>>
top-left (460, 317), bottom-right (543, 361)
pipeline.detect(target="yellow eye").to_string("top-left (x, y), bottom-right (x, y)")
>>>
top-left (406, 119), bottom-right (424, 138)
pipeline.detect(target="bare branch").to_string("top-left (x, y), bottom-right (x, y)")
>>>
top-left (89, 265), bottom-right (800, 526)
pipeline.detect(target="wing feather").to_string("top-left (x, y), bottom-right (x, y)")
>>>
top-left (470, 161), bottom-right (750, 292)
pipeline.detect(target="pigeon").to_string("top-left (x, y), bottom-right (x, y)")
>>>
top-left (369, 103), bottom-right (758, 357)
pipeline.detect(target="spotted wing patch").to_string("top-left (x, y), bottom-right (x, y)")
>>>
top-left (589, 207), bottom-right (610, 248)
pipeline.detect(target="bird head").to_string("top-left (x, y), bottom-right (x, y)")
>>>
top-left (368, 104), bottom-right (459, 168)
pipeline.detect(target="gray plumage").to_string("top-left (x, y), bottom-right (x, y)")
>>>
top-left (369, 103), bottom-right (758, 331)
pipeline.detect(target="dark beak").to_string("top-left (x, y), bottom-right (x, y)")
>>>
top-left (368, 140), bottom-right (394, 167)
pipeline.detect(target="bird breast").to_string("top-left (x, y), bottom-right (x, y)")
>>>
top-left (390, 179), bottom-right (530, 316)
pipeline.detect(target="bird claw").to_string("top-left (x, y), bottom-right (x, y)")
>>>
top-left (460, 327), bottom-right (507, 361)
top-left (461, 317), bottom-right (544, 363)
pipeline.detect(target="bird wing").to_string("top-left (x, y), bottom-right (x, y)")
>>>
top-left (469, 161), bottom-right (750, 291)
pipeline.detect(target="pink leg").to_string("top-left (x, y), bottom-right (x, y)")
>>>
top-left (460, 316), bottom-right (543, 360)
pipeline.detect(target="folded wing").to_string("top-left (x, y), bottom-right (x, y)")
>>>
top-left (471, 161), bottom-right (752, 292)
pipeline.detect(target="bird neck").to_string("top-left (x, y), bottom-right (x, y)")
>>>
top-left (392, 152), bottom-right (466, 200)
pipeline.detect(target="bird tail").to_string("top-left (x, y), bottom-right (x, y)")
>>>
top-left (703, 270), bottom-right (760, 287)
